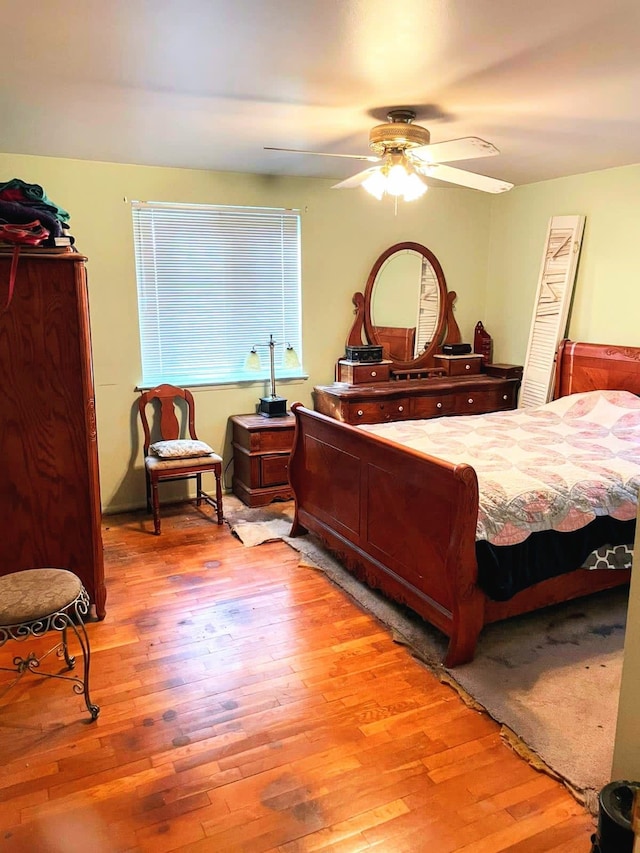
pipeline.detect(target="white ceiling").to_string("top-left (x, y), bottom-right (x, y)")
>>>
top-left (3, 0), bottom-right (640, 189)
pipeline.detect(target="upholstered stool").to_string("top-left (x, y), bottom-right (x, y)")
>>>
top-left (0, 569), bottom-right (100, 721)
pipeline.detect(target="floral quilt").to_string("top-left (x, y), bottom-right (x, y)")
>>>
top-left (359, 390), bottom-right (640, 545)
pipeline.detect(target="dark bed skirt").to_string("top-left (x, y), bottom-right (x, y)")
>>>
top-left (476, 516), bottom-right (635, 601)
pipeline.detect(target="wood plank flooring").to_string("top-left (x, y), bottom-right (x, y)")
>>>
top-left (0, 503), bottom-right (596, 852)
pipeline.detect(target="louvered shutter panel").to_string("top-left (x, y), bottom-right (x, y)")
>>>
top-left (518, 215), bottom-right (585, 408)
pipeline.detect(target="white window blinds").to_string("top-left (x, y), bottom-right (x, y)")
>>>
top-left (132, 202), bottom-right (303, 387)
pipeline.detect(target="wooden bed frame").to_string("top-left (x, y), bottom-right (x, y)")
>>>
top-left (288, 341), bottom-right (640, 666)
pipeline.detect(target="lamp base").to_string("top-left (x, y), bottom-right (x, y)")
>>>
top-left (258, 395), bottom-right (288, 417)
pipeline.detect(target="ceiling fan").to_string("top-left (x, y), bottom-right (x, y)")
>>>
top-left (265, 109), bottom-right (513, 201)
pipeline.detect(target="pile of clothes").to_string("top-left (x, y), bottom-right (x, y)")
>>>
top-left (0, 178), bottom-right (74, 248)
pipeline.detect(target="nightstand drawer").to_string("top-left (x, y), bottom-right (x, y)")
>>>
top-left (348, 398), bottom-right (409, 423)
top-left (247, 427), bottom-right (294, 453)
top-left (261, 453), bottom-right (290, 487)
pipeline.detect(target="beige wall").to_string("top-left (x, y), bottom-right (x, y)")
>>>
top-left (485, 164), bottom-right (640, 365)
top-left (0, 153), bottom-right (490, 511)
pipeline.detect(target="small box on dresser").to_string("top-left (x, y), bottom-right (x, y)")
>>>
top-left (484, 363), bottom-right (524, 380)
top-left (231, 413), bottom-right (295, 507)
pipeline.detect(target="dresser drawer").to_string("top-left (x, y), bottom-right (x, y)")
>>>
top-left (410, 395), bottom-right (454, 418)
top-left (452, 388), bottom-right (512, 415)
top-left (347, 398), bottom-right (409, 423)
top-left (337, 359), bottom-right (392, 384)
top-left (434, 354), bottom-right (483, 376)
top-left (261, 453), bottom-right (290, 486)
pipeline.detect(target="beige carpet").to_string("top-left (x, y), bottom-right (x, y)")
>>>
top-left (224, 495), bottom-right (627, 813)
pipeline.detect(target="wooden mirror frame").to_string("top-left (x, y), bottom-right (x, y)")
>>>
top-left (346, 241), bottom-right (461, 371)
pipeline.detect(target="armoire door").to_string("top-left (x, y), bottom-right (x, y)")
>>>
top-left (0, 251), bottom-right (106, 617)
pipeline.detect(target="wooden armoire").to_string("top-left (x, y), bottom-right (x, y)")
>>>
top-left (0, 250), bottom-right (106, 617)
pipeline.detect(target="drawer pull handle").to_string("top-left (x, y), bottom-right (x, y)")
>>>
top-left (398, 405), bottom-right (404, 412)
top-left (465, 363), bottom-right (471, 370)
top-left (357, 410), bottom-right (364, 416)
top-left (371, 370), bottom-right (377, 377)
top-left (436, 402), bottom-right (442, 409)
top-left (503, 394), bottom-right (508, 400)
top-left (468, 398), bottom-right (474, 404)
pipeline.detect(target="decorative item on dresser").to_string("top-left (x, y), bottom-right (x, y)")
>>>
top-left (0, 251), bottom-right (106, 618)
top-left (231, 413), bottom-right (295, 507)
top-left (290, 341), bottom-right (639, 667)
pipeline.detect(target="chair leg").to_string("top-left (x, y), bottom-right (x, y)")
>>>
top-left (215, 466), bottom-right (223, 524)
top-left (66, 614), bottom-right (100, 721)
top-left (196, 472), bottom-right (202, 506)
top-left (61, 625), bottom-right (75, 669)
top-left (151, 478), bottom-right (161, 535)
top-left (145, 469), bottom-right (152, 513)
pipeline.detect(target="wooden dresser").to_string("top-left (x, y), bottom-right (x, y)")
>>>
top-left (313, 374), bottom-right (521, 425)
top-left (0, 251), bottom-right (106, 617)
top-left (231, 413), bottom-right (295, 506)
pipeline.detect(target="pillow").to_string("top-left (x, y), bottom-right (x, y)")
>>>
top-left (149, 439), bottom-right (215, 459)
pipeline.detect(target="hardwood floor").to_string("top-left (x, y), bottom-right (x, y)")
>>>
top-left (0, 503), bottom-right (596, 852)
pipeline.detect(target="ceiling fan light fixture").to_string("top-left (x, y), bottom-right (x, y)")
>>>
top-left (362, 169), bottom-right (387, 200)
top-left (401, 171), bottom-right (429, 202)
top-left (362, 154), bottom-right (428, 202)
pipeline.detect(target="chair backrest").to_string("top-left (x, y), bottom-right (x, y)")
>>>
top-left (138, 384), bottom-right (198, 455)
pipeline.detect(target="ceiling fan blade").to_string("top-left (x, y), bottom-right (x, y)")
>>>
top-left (264, 147), bottom-right (379, 162)
top-left (416, 163), bottom-right (513, 193)
top-left (331, 167), bottom-right (380, 190)
top-left (410, 137), bottom-right (499, 164)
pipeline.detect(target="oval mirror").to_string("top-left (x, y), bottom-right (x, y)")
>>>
top-left (363, 242), bottom-right (449, 370)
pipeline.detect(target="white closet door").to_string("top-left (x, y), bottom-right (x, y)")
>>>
top-left (519, 215), bottom-right (585, 408)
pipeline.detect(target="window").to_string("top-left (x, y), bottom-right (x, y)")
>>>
top-left (132, 201), bottom-right (303, 387)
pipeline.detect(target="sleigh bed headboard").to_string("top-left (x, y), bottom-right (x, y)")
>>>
top-left (554, 340), bottom-right (640, 399)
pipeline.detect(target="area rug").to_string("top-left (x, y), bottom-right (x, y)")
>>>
top-left (224, 495), bottom-right (627, 813)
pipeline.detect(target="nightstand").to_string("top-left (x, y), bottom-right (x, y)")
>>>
top-left (230, 413), bottom-right (295, 507)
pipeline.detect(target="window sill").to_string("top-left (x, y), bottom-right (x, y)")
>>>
top-left (135, 373), bottom-right (309, 393)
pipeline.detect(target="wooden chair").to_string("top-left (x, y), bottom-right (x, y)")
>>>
top-left (138, 384), bottom-right (223, 535)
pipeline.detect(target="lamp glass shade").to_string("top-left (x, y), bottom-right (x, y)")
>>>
top-left (403, 172), bottom-right (428, 201)
top-left (284, 344), bottom-right (300, 369)
top-left (244, 348), bottom-right (261, 371)
top-left (362, 170), bottom-right (386, 200)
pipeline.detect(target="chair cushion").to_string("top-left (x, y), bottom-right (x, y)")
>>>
top-left (149, 439), bottom-right (215, 459)
top-left (0, 569), bottom-right (83, 626)
top-left (145, 452), bottom-right (222, 471)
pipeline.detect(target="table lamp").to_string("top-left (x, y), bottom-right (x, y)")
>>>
top-left (245, 335), bottom-right (300, 417)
